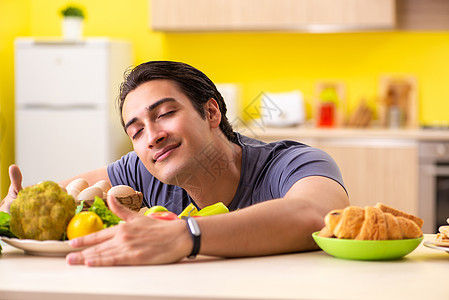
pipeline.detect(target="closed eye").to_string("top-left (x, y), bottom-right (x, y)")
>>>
top-left (158, 110), bottom-right (175, 119)
top-left (132, 128), bottom-right (143, 140)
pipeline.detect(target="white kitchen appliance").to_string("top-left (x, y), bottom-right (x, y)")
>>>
top-left (260, 90), bottom-right (305, 127)
top-left (15, 38), bottom-right (133, 187)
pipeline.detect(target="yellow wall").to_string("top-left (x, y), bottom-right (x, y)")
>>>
top-left (162, 31), bottom-right (449, 124)
top-left (0, 0), bottom-right (31, 197)
top-left (1, 0), bottom-right (449, 196)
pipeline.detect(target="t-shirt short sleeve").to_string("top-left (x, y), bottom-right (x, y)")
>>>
top-left (227, 135), bottom-right (346, 211)
top-left (106, 134), bottom-right (346, 213)
top-left (268, 146), bottom-right (344, 197)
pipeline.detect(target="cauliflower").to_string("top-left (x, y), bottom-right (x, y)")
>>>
top-left (10, 181), bottom-right (76, 240)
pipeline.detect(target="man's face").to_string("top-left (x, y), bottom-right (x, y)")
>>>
top-left (122, 79), bottom-right (213, 185)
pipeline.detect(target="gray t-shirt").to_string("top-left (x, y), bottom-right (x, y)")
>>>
top-left (107, 133), bottom-right (345, 214)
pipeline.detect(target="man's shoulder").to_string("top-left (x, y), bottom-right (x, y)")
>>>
top-left (114, 151), bottom-right (145, 169)
top-left (107, 151), bottom-right (148, 183)
top-left (235, 132), bottom-right (267, 147)
top-left (236, 132), bottom-right (309, 153)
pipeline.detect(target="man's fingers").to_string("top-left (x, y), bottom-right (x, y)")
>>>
top-left (67, 240), bottom-right (117, 265)
top-left (67, 196), bottom-right (140, 266)
top-left (66, 225), bottom-right (119, 265)
top-left (107, 194), bottom-right (137, 222)
top-left (66, 251), bottom-right (85, 265)
top-left (67, 246), bottom-right (139, 266)
top-left (68, 225), bottom-right (117, 248)
top-left (8, 165), bottom-right (23, 196)
top-left (1, 165), bottom-right (23, 212)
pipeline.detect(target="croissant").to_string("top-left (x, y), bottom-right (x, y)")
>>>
top-left (434, 223), bottom-right (449, 246)
top-left (319, 203), bottom-right (423, 240)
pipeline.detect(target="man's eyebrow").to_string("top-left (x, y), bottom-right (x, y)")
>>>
top-left (124, 98), bottom-right (177, 132)
top-left (148, 97), bottom-right (176, 112)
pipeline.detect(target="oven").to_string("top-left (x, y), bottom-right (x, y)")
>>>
top-left (419, 141), bottom-right (449, 233)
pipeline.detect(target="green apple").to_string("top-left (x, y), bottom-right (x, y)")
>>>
top-left (144, 205), bottom-right (169, 216)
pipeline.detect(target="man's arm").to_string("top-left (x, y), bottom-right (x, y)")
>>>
top-left (59, 166), bottom-right (111, 187)
top-left (0, 165), bottom-right (110, 213)
top-left (66, 175), bottom-right (348, 266)
top-left (198, 175), bottom-right (349, 256)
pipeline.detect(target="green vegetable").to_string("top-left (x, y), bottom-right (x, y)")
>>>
top-left (195, 202), bottom-right (229, 217)
top-left (178, 203), bottom-right (198, 219)
top-left (89, 197), bottom-right (121, 228)
top-left (75, 200), bottom-right (85, 215)
top-left (0, 212), bottom-right (16, 238)
top-left (10, 181), bottom-right (76, 240)
top-left (0, 212), bottom-right (16, 254)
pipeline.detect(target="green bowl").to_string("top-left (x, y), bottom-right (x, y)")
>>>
top-left (312, 231), bottom-right (423, 261)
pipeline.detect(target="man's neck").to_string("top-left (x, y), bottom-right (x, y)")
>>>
top-left (182, 135), bottom-right (242, 209)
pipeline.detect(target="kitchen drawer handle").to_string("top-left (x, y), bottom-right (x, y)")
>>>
top-left (434, 166), bottom-right (449, 176)
top-left (422, 165), bottom-right (449, 176)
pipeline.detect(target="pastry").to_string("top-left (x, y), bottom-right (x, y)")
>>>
top-left (319, 204), bottom-right (423, 240)
top-left (435, 225), bottom-right (449, 246)
top-left (375, 202), bottom-right (424, 228)
top-left (332, 206), bottom-right (364, 239)
top-left (435, 233), bottom-right (449, 246)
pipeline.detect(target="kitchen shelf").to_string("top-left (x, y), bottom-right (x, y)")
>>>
top-left (247, 126), bottom-right (449, 142)
top-left (151, 0), bottom-right (395, 32)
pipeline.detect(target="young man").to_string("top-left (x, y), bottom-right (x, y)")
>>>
top-left (1, 61), bottom-right (349, 266)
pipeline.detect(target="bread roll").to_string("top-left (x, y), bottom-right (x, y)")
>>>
top-left (375, 202), bottom-right (424, 228)
top-left (320, 204), bottom-right (423, 240)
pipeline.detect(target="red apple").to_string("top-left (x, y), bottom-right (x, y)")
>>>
top-left (148, 211), bottom-right (178, 221)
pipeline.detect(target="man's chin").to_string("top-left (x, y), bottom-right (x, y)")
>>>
top-left (158, 170), bottom-right (197, 187)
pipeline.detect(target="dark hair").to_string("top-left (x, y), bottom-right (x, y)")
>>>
top-left (118, 61), bottom-right (236, 143)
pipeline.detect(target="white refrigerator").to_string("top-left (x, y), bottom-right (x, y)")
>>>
top-left (15, 38), bottom-right (133, 187)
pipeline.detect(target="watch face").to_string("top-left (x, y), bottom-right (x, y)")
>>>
top-left (187, 217), bottom-right (201, 236)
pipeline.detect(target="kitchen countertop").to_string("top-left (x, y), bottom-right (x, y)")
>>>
top-left (1, 234), bottom-right (448, 300)
top-left (243, 126), bottom-right (449, 141)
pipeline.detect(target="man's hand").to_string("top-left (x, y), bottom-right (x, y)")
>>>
top-left (66, 195), bottom-right (193, 266)
top-left (0, 165), bottom-right (23, 213)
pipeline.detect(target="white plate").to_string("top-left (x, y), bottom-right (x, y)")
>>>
top-left (1, 237), bottom-right (85, 257)
top-left (423, 241), bottom-right (449, 253)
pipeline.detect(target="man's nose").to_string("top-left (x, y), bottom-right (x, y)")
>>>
top-left (148, 127), bottom-right (167, 149)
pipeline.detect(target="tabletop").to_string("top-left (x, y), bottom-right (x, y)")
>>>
top-left (1, 234), bottom-right (448, 300)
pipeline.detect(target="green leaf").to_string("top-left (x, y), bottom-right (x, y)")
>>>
top-left (75, 200), bottom-right (85, 215)
top-left (0, 211), bottom-right (17, 238)
top-left (88, 197), bottom-right (121, 228)
top-left (60, 6), bottom-right (85, 18)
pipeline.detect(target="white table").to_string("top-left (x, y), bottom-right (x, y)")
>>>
top-left (0, 234), bottom-right (447, 300)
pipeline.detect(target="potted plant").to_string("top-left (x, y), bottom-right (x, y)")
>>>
top-left (60, 5), bottom-right (86, 40)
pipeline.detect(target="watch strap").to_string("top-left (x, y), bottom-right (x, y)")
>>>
top-left (184, 217), bottom-right (201, 259)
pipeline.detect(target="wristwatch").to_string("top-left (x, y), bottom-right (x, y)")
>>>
top-left (184, 217), bottom-right (201, 259)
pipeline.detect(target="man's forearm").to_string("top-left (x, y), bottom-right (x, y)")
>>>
top-left (197, 177), bottom-right (348, 257)
top-left (59, 166), bottom-right (110, 187)
top-left (197, 198), bottom-right (321, 257)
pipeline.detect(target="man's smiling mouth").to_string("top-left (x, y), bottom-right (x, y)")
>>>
top-left (153, 143), bottom-right (181, 162)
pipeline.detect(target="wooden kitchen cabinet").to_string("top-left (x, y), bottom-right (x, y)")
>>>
top-left (151, 0), bottom-right (395, 31)
top-left (246, 127), bottom-right (419, 215)
top-left (316, 141), bottom-right (419, 214)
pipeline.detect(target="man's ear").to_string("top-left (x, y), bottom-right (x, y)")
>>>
top-left (205, 98), bottom-right (221, 128)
